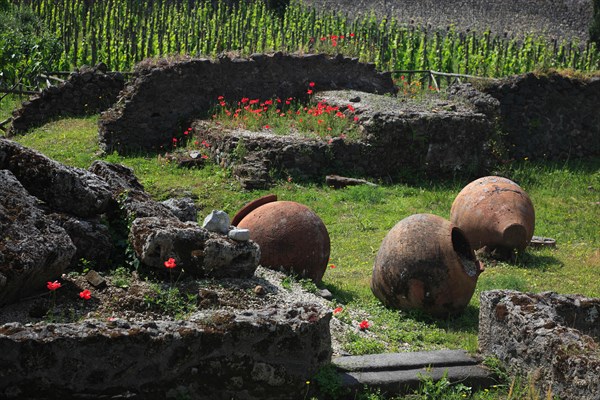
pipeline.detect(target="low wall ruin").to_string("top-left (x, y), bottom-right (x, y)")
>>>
top-left (98, 53), bottom-right (396, 154)
top-left (481, 72), bottom-right (600, 161)
top-left (0, 304), bottom-right (332, 399)
top-left (9, 58), bottom-right (600, 175)
top-left (479, 290), bottom-right (600, 400)
top-left (9, 64), bottom-right (125, 134)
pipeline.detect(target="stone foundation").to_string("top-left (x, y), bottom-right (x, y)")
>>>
top-left (194, 89), bottom-right (494, 188)
top-left (98, 53), bottom-right (396, 154)
top-left (0, 303), bottom-right (332, 400)
top-left (479, 290), bottom-right (600, 400)
top-left (10, 64), bottom-right (126, 134)
top-left (481, 72), bottom-right (600, 160)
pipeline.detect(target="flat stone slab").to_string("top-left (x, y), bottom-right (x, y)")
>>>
top-left (333, 350), bottom-right (496, 396)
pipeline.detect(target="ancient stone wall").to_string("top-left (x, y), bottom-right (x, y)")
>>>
top-left (98, 53), bottom-right (396, 154)
top-left (10, 64), bottom-right (126, 134)
top-left (479, 290), bottom-right (600, 400)
top-left (194, 89), bottom-right (495, 188)
top-left (0, 304), bottom-right (332, 399)
top-left (481, 72), bottom-right (600, 160)
top-left (304, 0), bottom-right (593, 42)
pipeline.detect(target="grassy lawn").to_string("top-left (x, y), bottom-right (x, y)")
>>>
top-left (2, 100), bottom-right (599, 398)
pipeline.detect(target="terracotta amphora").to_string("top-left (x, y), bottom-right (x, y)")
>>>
top-left (450, 176), bottom-right (535, 254)
top-left (371, 214), bottom-right (483, 318)
top-left (233, 195), bottom-right (330, 283)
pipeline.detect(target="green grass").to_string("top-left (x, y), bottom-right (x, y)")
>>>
top-left (2, 98), bottom-right (599, 398)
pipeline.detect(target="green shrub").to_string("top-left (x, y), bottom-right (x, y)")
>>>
top-left (0, 3), bottom-right (61, 88)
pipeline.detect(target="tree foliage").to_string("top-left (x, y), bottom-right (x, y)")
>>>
top-left (0, 3), bottom-right (62, 89)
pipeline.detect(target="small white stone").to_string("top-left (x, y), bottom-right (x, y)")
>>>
top-left (202, 210), bottom-right (230, 234)
top-left (228, 228), bottom-right (250, 241)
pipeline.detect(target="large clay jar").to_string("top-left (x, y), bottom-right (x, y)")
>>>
top-left (450, 176), bottom-right (535, 254)
top-left (234, 195), bottom-right (330, 283)
top-left (371, 214), bottom-right (483, 318)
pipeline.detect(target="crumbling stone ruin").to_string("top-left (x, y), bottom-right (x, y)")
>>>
top-left (0, 137), bottom-right (259, 306)
top-left (9, 55), bottom-right (600, 188)
top-left (9, 63), bottom-right (126, 134)
top-left (479, 290), bottom-right (600, 400)
top-left (0, 136), bottom-right (331, 398)
top-left (98, 53), bottom-right (396, 154)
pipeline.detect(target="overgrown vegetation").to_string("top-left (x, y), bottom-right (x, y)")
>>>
top-left (211, 91), bottom-right (362, 141)
top-left (0, 1), bottom-right (61, 90)
top-left (3, 0), bottom-right (599, 90)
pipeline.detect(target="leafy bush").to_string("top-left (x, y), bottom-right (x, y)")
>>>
top-left (0, 3), bottom-right (61, 89)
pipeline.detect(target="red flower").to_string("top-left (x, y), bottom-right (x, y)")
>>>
top-left (164, 257), bottom-right (177, 269)
top-left (354, 116), bottom-right (360, 122)
top-left (264, 125), bottom-right (270, 129)
top-left (187, 127), bottom-right (192, 131)
top-left (79, 289), bottom-right (92, 300)
top-left (333, 307), bottom-right (343, 314)
top-left (359, 320), bottom-right (370, 330)
top-left (201, 154), bottom-right (208, 159)
top-left (218, 95), bottom-right (224, 100)
top-left (349, 33), bottom-right (355, 38)
top-left (47, 281), bottom-right (61, 291)
top-left (172, 137), bottom-right (178, 143)
top-left (309, 82), bottom-right (315, 87)
top-left (241, 97), bottom-right (249, 103)
top-left (329, 264), bottom-right (336, 268)
top-left (307, 89), bottom-right (313, 95)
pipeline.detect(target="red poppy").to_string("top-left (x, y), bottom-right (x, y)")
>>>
top-left (264, 125), bottom-right (270, 129)
top-left (217, 95), bottom-right (224, 100)
top-left (307, 89), bottom-right (313, 95)
top-left (359, 320), bottom-right (370, 330)
top-left (164, 258), bottom-right (177, 269)
top-left (309, 82), bottom-right (315, 87)
top-left (201, 154), bottom-right (209, 159)
top-left (349, 33), bottom-right (355, 38)
top-left (329, 264), bottom-right (336, 268)
top-left (79, 289), bottom-right (92, 300)
top-left (47, 281), bottom-right (61, 291)
top-left (333, 307), bottom-right (343, 314)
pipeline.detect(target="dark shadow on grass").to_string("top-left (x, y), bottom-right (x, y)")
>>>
top-left (401, 304), bottom-right (480, 334)
top-left (513, 251), bottom-right (564, 271)
top-left (319, 282), bottom-right (358, 304)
